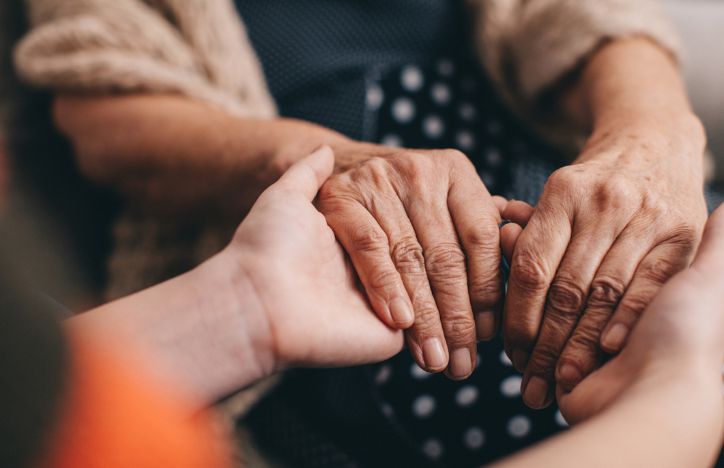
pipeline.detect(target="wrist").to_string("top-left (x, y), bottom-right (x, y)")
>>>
top-left (193, 248), bottom-right (277, 386)
top-left (580, 110), bottom-right (707, 169)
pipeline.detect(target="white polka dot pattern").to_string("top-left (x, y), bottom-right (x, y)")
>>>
top-left (392, 97), bottom-right (416, 123)
top-left (366, 85), bottom-right (384, 110)
top-left (500, 375), bottom-right (523, 398)
top-left (463, 427), bottom-right (486, 450)
top-left (455, 385), bottom-right (479, 407)
top-left (431, 83), bottom-right (452, 105)
top-left (411, 363), bottom-right (432, 379)
top-left (507, 415), bottom-right (532, 438)
top-left (422, 438), bottom-right (444, 459)
top-left (401, 65), bottom-right (424, 92)
top-left (413, 395), bottom-right (436, 418)
top-left (374, 364), bottom-right (392, 385)
top-left (423, 115), bottom-right (445, 139)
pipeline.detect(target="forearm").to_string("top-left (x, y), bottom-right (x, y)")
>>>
top-left (54, 94), bottom-right (350, 215)
top-left (563, 37), bottom-right (705, 166)
top-left (498, 363), bottom-right (723, 468)
top-left (65, 249), bottom-right (272, 409)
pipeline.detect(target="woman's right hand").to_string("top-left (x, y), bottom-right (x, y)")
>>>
top-left (556, 205), bottom-right (724, 425)
top-left (318, 142), bottom-right (504, 379)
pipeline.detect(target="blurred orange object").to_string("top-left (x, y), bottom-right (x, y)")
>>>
top-left (36, 335), bottom-right (233, 468)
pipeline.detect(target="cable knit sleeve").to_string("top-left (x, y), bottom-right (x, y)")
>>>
top-left (14, 0), bottom-right (276, 118)
top-left (468, 0), bottom-right (682, 149)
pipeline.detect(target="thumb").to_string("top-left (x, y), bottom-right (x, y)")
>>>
top-left (501, 222), bottom-right (523, 264)
top-left (691, 204), bottom-right (724, 277)
top-left (268, 146), bottom-right (335, 200)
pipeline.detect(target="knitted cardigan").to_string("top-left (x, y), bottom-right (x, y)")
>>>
top-left (14, 0), bottom-right (681, 300)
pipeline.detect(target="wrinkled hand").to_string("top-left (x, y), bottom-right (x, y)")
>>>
top-left (318, 143), bottom-right (503, 379)
top-left (230, 147), bottom-right (404, 370)
top-left (557, 205), bottom-right (724, 424)
top-left (503, 126), bottom-right (707, 408)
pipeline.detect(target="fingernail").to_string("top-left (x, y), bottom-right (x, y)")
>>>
top-left (389, 298), bottom-right (413, 327)
top-left (449, 348), bottom-right (473, 379)
top-left (512, 349), bottom-right (529, 372)
top-left (524, 376), bottom-right (550, 409)
top-left (558, 363), bottom-right (582, 388)
top-left (422, 338), bottom-right (447, 370)
top-left (602, 323), bottom-right (629, 352)
top-left (475, 311), bottom-right (496, 341)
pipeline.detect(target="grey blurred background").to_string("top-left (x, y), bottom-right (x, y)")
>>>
top-left (663, 0), bottom-right (724, 181)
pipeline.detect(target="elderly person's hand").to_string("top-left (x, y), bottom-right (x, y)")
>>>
top-left (557, 205), bottom-right (724, 425)
top-left (317, 142), bottom-right (503, 379)
top-left (503, 118), bottom-right (708, 408)
top-left (501, 37), bottom-right (711, 408)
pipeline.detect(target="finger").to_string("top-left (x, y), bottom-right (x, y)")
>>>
top-left (271, 146), bottom-right (335, 200)
top-left (502, 200), bottom-right (535, 227)
top-left (320, 199), bottom-right (415, 331)
top-left (492, 195), bottom-right (508, 214)
top-left (691, 204), bottom-right (724, 275)
top-left (522, 223), bottom-right (617, 409)
top-left (504, 199), bottom-right (572, 372)
top-left (364, 188), bottom-right (449, 373)
top-left (500, 222), bottom-right (523, 265)
top-left (405, 191), bottom-right (477, 379)
top-left (555, 224), bottom-right (654, 391)
top-left (601, 239), bottom-right (695, 354)
top-left (449, 179), bottom-right (504, 343)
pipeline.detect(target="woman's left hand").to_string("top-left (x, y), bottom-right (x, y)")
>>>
top-left (504, 115), bottom-right (708, 409)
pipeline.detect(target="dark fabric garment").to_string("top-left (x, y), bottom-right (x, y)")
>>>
top-left (234, 0), bottom-right (468, 140)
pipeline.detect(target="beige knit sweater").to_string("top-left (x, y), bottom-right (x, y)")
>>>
top-left (14, 0), bottom-right (681, 300)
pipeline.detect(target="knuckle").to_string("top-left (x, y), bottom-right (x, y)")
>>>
top-left (547, 278), bottom-right (586, 319)
top-left (546, 166), bottom-right (578, 190)
top-left (442, 314), bottom-right (477, 342)
top-left (643, 256), bottom-right (681, 285)
top-left (527, 344), bottom-right (560, 375)
top-left (440, 148), bottom-right (467, 165)
top-left (367, 266), bottom-right (400, 293)
top-left (588, 276), bottom-right (626, 308)
top-left (395, 152), bottom-right (434, 178)
top-left (411, 303), bottom-right (442, 330)
top-left (469, 275), bottom-right (503, 310)
top-left (594, 179), bottom-right (634, 210)
top-left (567, 321), bottom-right (605, 355)
top-left (349, 223), bottom-right (387, 254)
top-left (510, 254), bottom-right (549, 293)
top-left (505, 317), bottom-right (539, 348)
top-left (460, 221), bottom-right (499, 251)
top-left (617, 290), bottom-right (654, 322)
top-left (425, 243), bottom-right (467, 280)
top-left (391, 238), bottom-right (426, 275)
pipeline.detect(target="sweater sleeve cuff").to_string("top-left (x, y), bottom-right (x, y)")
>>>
top-left (510, 0), bottom-right (682, 103)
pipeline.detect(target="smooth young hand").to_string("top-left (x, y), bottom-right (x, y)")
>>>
top-left (227, 146), bottom-right (404, 374)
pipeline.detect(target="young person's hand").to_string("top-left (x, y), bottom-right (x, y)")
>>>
top-left (556, 205), bottom-right (724, 425)
top-left (227, 146), bottom-right (404, 374)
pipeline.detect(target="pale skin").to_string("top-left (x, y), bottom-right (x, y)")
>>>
top-left (55, 38), bottom-right (706, 384)
top-left (70, 150), bottom-right (724, 467)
